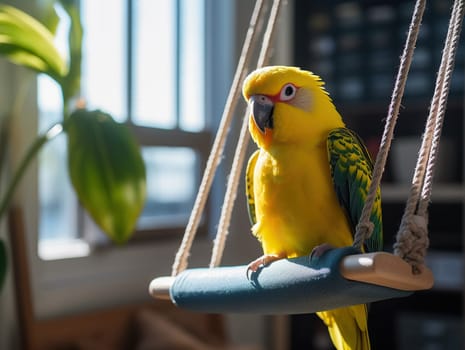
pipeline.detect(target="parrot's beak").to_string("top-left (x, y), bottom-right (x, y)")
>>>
top-left (250, 95), bottom-right (274, 134)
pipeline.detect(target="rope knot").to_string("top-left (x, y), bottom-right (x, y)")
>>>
top-left (353, 221), bottom-right (374, 250)
top-left (395, 214), bottom-right (430, 274)
top-left (411, 214), bottom-right (428, 233)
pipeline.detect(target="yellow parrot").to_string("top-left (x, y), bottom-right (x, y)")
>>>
top-left (243, 66), bottom-right (383, 350)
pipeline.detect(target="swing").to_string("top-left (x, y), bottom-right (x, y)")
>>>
top-left (149, 0), bottom-right (463, 314)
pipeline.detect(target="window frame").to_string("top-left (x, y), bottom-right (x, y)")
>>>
top-left (19, 0), bottom-right (235, 319)
top-left (39, 0), bottom-right (214, 247)
top-left (124, 0), bottom-right (212, 241)
top-left (129, 125), bottom-right (212, 240)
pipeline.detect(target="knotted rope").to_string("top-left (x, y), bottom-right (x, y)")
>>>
top-left (173, 0), bottom-right (463, 276)
top-left (355, 0), bottom-right (464, 274)
top-left (395, 0), bottom-right (464, 273)
top-left (353, 0), bottom-right (426, 250)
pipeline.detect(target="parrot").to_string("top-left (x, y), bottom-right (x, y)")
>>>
top-left (242, 66), bottom-right (383, 350)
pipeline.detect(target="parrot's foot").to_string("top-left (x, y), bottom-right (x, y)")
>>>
top-left (246, 253), bottom-right (284, 279)
top-left (310, 243), bottom-right (334, 259)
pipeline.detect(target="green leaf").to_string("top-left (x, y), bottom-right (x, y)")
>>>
top-left (58, 0), bottom-right (82, 106)
top-left (0, 4), bottom-right (67, 81)
top-left (66, 109), bottom-right (146, 244)
top-left (0, 239), bottom-right (6, 291)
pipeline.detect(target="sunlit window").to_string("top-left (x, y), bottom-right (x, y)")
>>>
top-left (81, 0), bottom-right (127, 120)
top-left (38, 0), bottom-right (207, 259)
top-left (139, 147), bottom-right (198, 229)
top-left (38, 4), bottom-right (76, 243)
top-left (132, 0), bottom-right (176, 128)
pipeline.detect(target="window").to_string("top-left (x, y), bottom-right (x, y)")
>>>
top-left (38, 0), bottom-right (211, 259)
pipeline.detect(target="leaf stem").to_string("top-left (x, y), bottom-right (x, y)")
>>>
top-left (0, 122), bottom-right (64, 219)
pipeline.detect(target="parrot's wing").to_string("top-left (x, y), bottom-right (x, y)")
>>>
top-left (327, 128), bottom-right (383, 252)
top-left (245, 150), bottom-right (259, 225)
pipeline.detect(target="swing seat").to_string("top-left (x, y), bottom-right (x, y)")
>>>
top-left (150, 247), bottom-right (433, 315)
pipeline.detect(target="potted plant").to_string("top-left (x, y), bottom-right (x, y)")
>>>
top-left (0, 1), bottom-right (147, 290)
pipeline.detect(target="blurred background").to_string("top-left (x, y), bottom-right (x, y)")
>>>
top-left (0, 0), bottom-right (463, 349)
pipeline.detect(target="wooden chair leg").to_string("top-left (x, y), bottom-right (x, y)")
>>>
top-left (9, 207), bottom-right (36, 350)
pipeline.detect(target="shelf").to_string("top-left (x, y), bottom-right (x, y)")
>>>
top-left (381, 183), bottom-right (465, 202)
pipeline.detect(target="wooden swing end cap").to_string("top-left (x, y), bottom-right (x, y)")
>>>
top-left (341, 252), bottom-right (434, 291)
top-left (149, 276), bottom-right (175, 300)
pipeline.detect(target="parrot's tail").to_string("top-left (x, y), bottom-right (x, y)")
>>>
top-left (316, 304), bottom-right (370, 350)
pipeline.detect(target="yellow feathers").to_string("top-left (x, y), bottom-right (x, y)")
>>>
top-left (243, 66), bottom-right (343, 150)
top-left (318, 306), bottom-right (371, 350)
top-left (243, 66), bottom-right (328, 100)
top-left (244, 66), bottom-right (378, 350)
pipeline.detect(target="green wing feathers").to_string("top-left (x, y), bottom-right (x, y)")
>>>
top-left (246, 150), bottom-right (259, 226)
top-left (327, 128), bottom-right (383, 252)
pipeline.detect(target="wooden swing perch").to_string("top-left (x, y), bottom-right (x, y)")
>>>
top-left (149, 247), bottom-right (432, 314)
top-left (149, 0), bottom-right (463, 314)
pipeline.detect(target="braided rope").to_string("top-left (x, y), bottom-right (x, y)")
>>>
top-left (172, 0), bottom-right (267, 276)
top-left (418, 0), bottom-right (464, 215)
top-left (209, 0), bottom-right (284, 268)
top-left (395, 0), bottom-right (464, 272)
top-left (352, 0), bottom-right (426, 250)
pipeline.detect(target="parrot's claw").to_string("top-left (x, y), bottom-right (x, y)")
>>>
top-left (310, 243), bottom-right (334, 259)
top-left (246, 254), bottom-right (284, 279)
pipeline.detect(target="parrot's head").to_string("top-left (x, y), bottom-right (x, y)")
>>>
top-left (242, 66), bottom-right (345, 149)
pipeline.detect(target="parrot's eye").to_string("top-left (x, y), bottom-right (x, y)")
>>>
top-left (280, 83), bottom-right (297, 101)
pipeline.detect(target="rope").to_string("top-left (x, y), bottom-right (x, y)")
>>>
top-left (171, 0), bottom-right (268, 276)
top-left (352, 0), bottom-right (426, 250)
top-left (395, 0), bottom-right (464, 272)
top-left (174, 0), bottom-right (463, 275)
top-left (418, 0), bottom-right (464, 215)
top-left (209, 0), bottom-right (284, 268)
